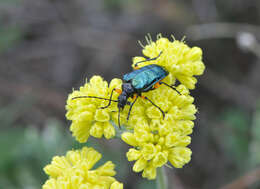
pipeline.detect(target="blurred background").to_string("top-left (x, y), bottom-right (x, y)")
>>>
top-left (1, 0), bottom-right (260, 188)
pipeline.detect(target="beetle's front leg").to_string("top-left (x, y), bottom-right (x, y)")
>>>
top-left (126, 94), bottom-right (138, 121)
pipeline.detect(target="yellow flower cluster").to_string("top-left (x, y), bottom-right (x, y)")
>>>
top-left (64, 34), bottom-right (205, 180)
top-left (42, 147), bottom-right (123, 189)
top-left (121, 85), bottom-right (195, 179)
top-left (134, 34), bottom-right (205, 89)
top-left (66, 77), bottom-right (122, 143)
top-left (118, 35), bottom-right (204, 179)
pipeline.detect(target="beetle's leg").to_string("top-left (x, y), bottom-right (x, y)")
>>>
top-left (134, 51), bottom-right (163, 69)
top-left (141, 95), bottom-right (165, 119)
top-left (127, 95), bottom-right (138, 121)
top-left (100, 88), bottom-right (122, 109)
top-left (159, 82), bottom-right (180, 95)
top-left (118, 108), bottom-right (121, 129)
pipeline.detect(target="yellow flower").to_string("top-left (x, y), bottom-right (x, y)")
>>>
top-left (133, 34), bottom-right (205, 89)
top-left (119, 81), bottom-right (197, 180)
top-left (122, 120), bottom-right (192, 180)
top-left (66, 76), bottom-right (122, 143)
top-left (42, 147), bottom-right (123, 189)
top-left (111, 181), bottom-right (123, 189)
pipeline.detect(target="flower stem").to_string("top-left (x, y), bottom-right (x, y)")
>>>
top-left (157, 167), bottom-right (168, 189)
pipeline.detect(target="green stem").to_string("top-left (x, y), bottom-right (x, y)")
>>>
top-left (157, 167), bottom-right (168, 189)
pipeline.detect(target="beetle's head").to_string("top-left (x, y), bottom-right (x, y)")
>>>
top-left (116, 83), bottom-right (134, 128)
top-left (117, 83), bottom-right (134, 109)
top-left (117, 93), bottom-right (130, 110)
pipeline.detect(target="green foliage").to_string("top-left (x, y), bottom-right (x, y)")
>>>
top-left (0, 119), bottom-right (74, 189)
top-left (0, 97), bottom-right (35, 128)
top-left (103, 0), bottom-right (122, 10)
top-left (219, 108), bottom-right (250, 170)
top-left (216, 103), bottom-right (260, 186)
top-left (248, 102), bottom-right (260, 168)
top-left (138, 179), bottom-right (156, 189)
top-left (0, 26), bottom-right (22, 53)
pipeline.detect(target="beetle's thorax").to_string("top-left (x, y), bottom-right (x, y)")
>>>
top-left (117, 83), bottom-right (135, 109)
top-left (122, 83), bottom-right (135, 95)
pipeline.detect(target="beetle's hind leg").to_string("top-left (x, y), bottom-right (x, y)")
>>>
top-left (100, 88), bottom-right (122, 109)
top-left (159, 81), bottom-right (181, 95)
top-left (141, 95), bottom-right (165, 119)
top-left (134, 51), bottom-right (163, 69)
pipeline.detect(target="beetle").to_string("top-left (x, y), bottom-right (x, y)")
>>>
top-left (73, 52), bottom-right (178, 128)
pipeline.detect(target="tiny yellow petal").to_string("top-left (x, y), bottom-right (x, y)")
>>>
top-left (185, 47), bottom-right (202, 62)
top-left (103, 122), bottom-right (116, 139)
top-left (96, 161), bottom-right (116, 176)
top-left (121, 132), bottom-right (138, 147)
top-left (176, 85), bottom-right (189, 95)
top-left (179, 104), bottom-right (197, 120)
top-left (76, 111), bottom-right (94, 122)
top-left (142, 164), bottom-right (157, 180)
top-left (110, 181), bottom-right (123, 189)
top-left (70, 121), bottom-right (91, 143)
top-left (177, 75), bottom-right (197, 90)
top-left (90, 75), bottom-right (107, 86)
top-left (90, 122), bottom-right (104, 138)
top-left (109, 78), bottom-right (122, 89)
top-left (126, 149), bottom-right (141, 161)
top-left (168, 147), bottom-right (192, 168)
top-left (152, 152), bottom-right (168, 167)
top-left (158, 122), bottom-right (170, 136)
top-left (146, 106), bottom-right (163, 119)
top-left (42, 178), bottom-right (57, 189)
top-left (177, 120), bottom-right (194, 135)
top-left (95, 109), bottom-right (110, 122)
top-left (156, 37), bottom-right (170, 49)
top-left (165, 133), bottom-right (191, 147)
top-left (43, 156), bottom-right (71, 178)
top-left (142, 143), bottom-right (156, 160)
top-left (192, 61), bottom-right (205, 75)
top-left (133, 158), bottom-right (147, 172)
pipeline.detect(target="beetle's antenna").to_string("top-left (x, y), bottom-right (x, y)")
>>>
top-left (100, 88), bottom-right (117, 109)
top-left (72, 96), bottom-right (118, 102)
top-left (134, 51), bottom-right (163, 68)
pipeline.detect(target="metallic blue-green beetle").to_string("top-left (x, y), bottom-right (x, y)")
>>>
top-left (123, 64), bottom-right (168, 92)
top-left (73, 52), bottom-right (177, 127)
